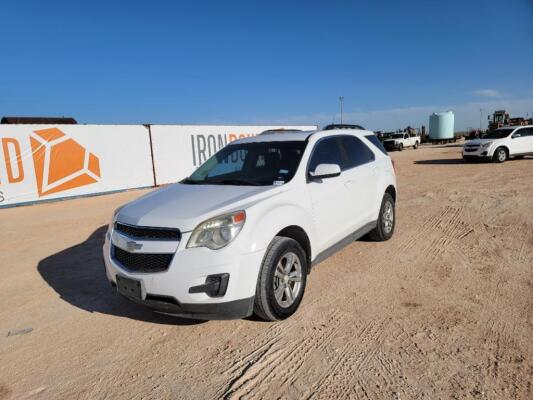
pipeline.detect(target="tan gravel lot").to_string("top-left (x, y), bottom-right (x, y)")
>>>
top-left (0, 143), bottom-right (532, 400)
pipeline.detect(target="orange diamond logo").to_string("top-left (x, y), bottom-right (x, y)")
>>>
top-left (30, 128), bottom-right (101, 197)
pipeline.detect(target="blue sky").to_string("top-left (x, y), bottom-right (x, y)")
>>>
top-left (1, 0), bottom-right (532, 130)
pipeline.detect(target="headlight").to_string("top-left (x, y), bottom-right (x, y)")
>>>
top-left (187, 211), bottom-right (246, 250)
top-left (481, 142), bottom-right (492, 148)
top-left (109, 206), bottom-right (124, 229)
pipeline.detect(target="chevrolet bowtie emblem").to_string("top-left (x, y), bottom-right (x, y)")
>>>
top-left (126, 241), bottom-right (143, 251)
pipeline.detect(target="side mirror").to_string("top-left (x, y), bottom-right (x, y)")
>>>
top-left (309, 163), bottom-right (341, 180)
top-left (512, 133), bottom-right (521, 138)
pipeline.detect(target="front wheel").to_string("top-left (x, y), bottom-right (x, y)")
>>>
top-left (398, 143), bottom-right (404, 151)
top-left (253, 237), bottom-right (308, 321)
top-left (368, 193), bottom-right (395, 241)
top-left (493, 147), bottom-right (507, 163)
top-left (414, 141), bottom-right (419, 149)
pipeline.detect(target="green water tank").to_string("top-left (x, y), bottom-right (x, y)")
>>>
top-left (429, 111), bottom-right (454, 140)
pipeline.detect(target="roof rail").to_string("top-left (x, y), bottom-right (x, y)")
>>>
top-left (323, 124), bottom-right (365, 131)
top-left (259, 128), bottom-right (303, 135)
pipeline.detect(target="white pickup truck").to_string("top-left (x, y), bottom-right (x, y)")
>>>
top-left (383, 133), bottom-right (420, 151)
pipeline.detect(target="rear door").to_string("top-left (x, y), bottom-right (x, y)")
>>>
top-left (337, 135), bottom-right (377, 228)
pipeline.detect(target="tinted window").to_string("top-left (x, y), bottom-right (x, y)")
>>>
top-left (308, 137), bottom-right (343, 172)
top-left (365, 135), bottom-right (388, 155)
top-left (483, 129), bottom-right (514, 139)
top-left (516, 128), bottom-right (533, 137)
top-left (339, 136), bottom-right (375, 169)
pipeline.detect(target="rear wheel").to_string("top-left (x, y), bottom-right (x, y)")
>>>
top-left (493, 147), bottom-right (507, 163)
top-left (368, 193), bottom-right (395, 241)
top-left (414, 141), bottom-right (419, 149)
top-left (253, 237), bottom-right (308, 321)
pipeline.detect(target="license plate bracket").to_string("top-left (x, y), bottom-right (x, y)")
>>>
top-left (116, 275), bottom-right (143, 300)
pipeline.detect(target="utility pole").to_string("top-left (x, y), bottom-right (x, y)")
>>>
top-left (339, 96), bottom-right (344, 124)
top-left (479, 108), bottom-right (483, 130)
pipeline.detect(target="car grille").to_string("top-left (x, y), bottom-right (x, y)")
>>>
top-left (112, 245), bottom-right (173, 273)
top-left (464, 148), bottom-right (478, 152)
top-left (115, 222), bottom-right (181, 241)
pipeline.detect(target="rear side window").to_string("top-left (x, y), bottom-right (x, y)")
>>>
top-left (364, 135), bottom-right (388, 156)
top-left (308, 137), bottom-right (344, 172)
top-left (338, 136), bottom-right (375, 169)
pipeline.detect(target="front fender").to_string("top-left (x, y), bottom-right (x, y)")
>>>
top-left (241, 201), bottom-right (316, 260)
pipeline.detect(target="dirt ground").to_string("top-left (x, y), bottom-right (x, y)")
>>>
top-left (1, 143), bottom-right (532, 400)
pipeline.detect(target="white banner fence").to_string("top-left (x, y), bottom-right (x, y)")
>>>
top-left (0, 124), bottom-right (316, 207)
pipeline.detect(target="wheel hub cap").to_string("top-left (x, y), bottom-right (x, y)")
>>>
top-left (273, 252), bottom-right (302, 308)
top-left (382, 201), bottom-right (394, 234)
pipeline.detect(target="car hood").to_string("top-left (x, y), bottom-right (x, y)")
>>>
top-left (465, 138), bottom-right (496, 146)
top-left (116, 183), bottom-right (284, 232)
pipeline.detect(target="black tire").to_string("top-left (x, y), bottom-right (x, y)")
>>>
top-left (493, 147), bottom-right (507, 163)
top-left (414, 141), bottom-right (419, 149)
top-left (368, 193), bottom-right (395, 241)
top-left (398, 143), bottom-right (404, 151)
top-left (253, 237), bottom-right (308, 321)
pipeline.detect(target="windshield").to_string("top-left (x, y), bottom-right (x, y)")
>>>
top-left (391, 134), bottom-right (404, 139)
top-left (482, 129), bottom-right (513, 139)
top-left (182, 141), bottom-right (307, 186)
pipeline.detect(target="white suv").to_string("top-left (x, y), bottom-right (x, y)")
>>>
top-left (103, 128), bottom-right (397, 321)
top-left (462, 125), bottom-right (533, 163)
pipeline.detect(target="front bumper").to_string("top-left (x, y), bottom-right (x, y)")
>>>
top-left (462, 146), bottom-right (491, 159)
top-left (383, 141), bottom-right (401, 151)
top-left (103, 227), bottom-right (265, 320)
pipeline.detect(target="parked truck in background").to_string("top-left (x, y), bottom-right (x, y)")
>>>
top-left (488, 110), bottom-right (532, 131)
top-left (383, 132), bottom-right (420, 151)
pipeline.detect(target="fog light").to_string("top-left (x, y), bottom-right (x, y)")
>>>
top-left (189, 274), bottom-right (229, 297)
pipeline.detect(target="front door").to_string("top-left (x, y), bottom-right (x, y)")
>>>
top-left (306, 136), bottom-right (354, 253)
top-left (510, 128), bottom-right (532, 154)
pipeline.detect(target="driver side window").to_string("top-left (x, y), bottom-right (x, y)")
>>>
top-left (518, 128), bottom-right (533, 137)
top-left (308, 137), bottom-right (343, 172)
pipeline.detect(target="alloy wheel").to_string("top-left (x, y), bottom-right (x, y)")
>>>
top-left (273, 252), bottom-right (303, 308)
top-left (382, 200), bottom-right (394, 234)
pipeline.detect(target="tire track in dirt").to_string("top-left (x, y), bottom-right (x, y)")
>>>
top-left (421, 204), bottom-right (473, 263)
top-left (217, 310), bottom-right (345, 399)
top-left (301, 319), bottom-right (400, 400)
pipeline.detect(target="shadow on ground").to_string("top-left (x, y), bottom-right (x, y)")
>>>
top-left (37, 225), bottom-right (204, 326)
top-left (426, 143), bottom-right (464, 149)
top-left (414, 158), bottom-right (470, 165)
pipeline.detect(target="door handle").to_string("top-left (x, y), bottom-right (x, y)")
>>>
top-left (344, 180), bottom-right (354, 188)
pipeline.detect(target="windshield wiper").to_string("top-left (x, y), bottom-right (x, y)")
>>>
top-left (180, 178), bottom-right (203, 184)
top-left (205, 178), bottom-right (262, 186)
